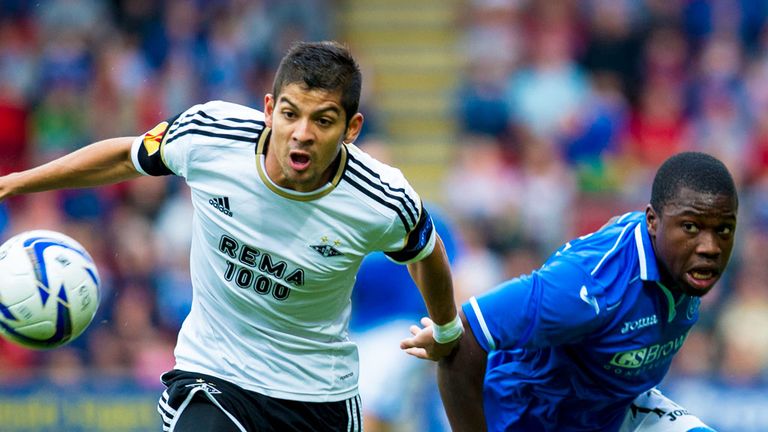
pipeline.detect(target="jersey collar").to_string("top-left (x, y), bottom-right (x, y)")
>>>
top-left (634, 219), bottom-right (686, 322)
top-left (254, 127), bottom-right (348, 201)
top-left (634, 220), bottom-right (660, 282)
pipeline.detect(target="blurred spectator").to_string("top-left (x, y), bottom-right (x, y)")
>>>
top-left (621, 79), bottom-right (692, 169)
top-left (456, 0), bottom-right (521, 142)
top-left (451, 218), bottom-right (505, 303)
top-left (579, 0), bottom-right (644, 101)
top-left (456, 61), bottom-right (512, 142)
top-left (87, 34), bottom-right (155, 139)
top-left (559, 72), bottom-right (628, 193)
top-left (641, 24), bottom-right (689, 88)
top-left (0, 83), bottom-right (30, 176)
top-left (443, 135), bottom-right (522, 251)
top-left (0, 19), bottom-right (34, 176)
top-left (30, 83), bottom-right (90, 160)
top-left (515, 134), bottom-right (576, 254)
top-left (505, 12), bottom-right (589, 141)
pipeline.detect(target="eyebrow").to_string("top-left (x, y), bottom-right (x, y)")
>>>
top-left (278, 95), bottom-right (341, 116)
top-left (672, 209), bottom-right (738, 223)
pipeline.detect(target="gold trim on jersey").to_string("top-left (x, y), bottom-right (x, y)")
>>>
top-left (255, 127), bottom-right (348, 201)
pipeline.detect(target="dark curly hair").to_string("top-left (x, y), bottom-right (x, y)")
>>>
top-left (650, 152), bottom-right (738, 211)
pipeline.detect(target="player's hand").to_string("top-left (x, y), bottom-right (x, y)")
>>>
top-left (399, 317), bottom-right (461, 361)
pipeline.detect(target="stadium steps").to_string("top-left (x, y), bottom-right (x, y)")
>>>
top-left (338, 0), bottom-right (462, 204)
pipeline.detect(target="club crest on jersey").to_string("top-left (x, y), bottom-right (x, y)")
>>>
top-left (142, 121), bottom-right (169, 156)
top-left (310, 236), bottom-right (343, 257)
top-left (686, 297), bottom-right (700, 320)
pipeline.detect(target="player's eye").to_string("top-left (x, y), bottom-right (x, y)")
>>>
top-left (717, 225), bottom-right (734, 236)
top-left (682, 222), bottom-right (699, 233)
top-left (316, 117), bottom-right (334, 127)
top-left (282, 110), bottom-right (296, 119)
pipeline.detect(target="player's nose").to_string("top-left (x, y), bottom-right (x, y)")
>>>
top-left (291, 118), bottom-right (315, 143)
top-left (695, 231), bottom-right (721, 258)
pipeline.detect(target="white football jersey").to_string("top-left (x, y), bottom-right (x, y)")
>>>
top-left (130, 100), bottom-right (436, 402)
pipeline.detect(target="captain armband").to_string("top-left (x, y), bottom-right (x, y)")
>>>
top-left (432, 314), bottom-right (464, 344)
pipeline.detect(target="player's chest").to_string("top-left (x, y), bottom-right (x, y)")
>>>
top-left (191, 183), bottom-right (385, 277)
top-left (587, 293), bottom-right (700, 379)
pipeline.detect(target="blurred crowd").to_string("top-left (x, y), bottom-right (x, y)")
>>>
top-left (0, 0), bottom-right (767, 430)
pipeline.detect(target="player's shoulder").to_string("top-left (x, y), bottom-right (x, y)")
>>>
top-left (167, 100), bottom-right (267, 149)
top-left (178, 100), bottom-right (265, 123)
top-left (550, 212), bottom-right (643, 276)
top-left (572, 212), bottom-right (643, 250)
top-left (340, 143), bottom-right (421, 231)
top-left (531, 214), bottom-right (645, 321)
top-left (344, 143), bottom-right (409, 186)
top-left (600, 211), bottom-right (645, 232)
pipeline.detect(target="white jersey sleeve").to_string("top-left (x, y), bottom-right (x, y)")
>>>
top-left (130, 100), bottom-right (262, 179)
top-left (342, 144), bottom-right (436, 264)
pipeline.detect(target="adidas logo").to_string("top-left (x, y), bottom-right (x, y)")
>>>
top-left (209, 196), bottom-right (233, 217)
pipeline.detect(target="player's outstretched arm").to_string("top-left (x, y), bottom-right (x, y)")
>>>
top-left (401, 310), bottom-right (488, 431)
top-left (438, 310), bottom-right (488, 432)
top-left (0, 137), bottom-right (141, 201)
top-left (406, 234), bottom-right (461, 360)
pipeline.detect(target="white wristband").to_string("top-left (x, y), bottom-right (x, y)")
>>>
top-left (432, 314), bottom-right (464, 344)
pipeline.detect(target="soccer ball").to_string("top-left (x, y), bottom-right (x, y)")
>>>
top-left (0, 229), bottom-right (100, 349)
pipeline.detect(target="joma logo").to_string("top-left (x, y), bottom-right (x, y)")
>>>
top-left (621, 315), bottom-right (658, 334)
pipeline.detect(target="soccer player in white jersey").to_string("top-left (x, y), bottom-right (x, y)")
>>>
top-left (402, 152), bottom-right (738, 432)
top-left (0, 41), bottom-right (463, 431)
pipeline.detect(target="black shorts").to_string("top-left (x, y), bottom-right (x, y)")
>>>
top-left (157, 370), bottom-right (363, 432)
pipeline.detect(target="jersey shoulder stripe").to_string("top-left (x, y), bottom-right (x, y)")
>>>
top-left (343, 172), bottom-right (412, 232)
top-left (341, 149), bottom-right (420, 232)
top-left (172, 114), bottom-right (264, 135)
top-left (166, 101), bottom-right (265, 147)
top-left (346, 158), bottom-right (418, 228)
top-left (589, 222), bottom-right (634, 277)
top-left (347, 153), bottom-right (418, 217)
top-left (345, 155), bottom-right (418, 226)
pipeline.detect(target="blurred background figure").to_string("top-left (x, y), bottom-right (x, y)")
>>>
top-left (0, 0), bottom-right (767, 431)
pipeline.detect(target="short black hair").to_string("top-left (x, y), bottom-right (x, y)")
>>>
top-left (272, 41), bottom-right (362, 125)
top-left (650, 151), bottom-right (738, 211)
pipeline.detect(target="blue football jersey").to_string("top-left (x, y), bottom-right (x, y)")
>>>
top-left (463, 212), bottom-right (701, 431)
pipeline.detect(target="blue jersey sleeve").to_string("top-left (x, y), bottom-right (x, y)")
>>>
top-left (463, 258), bottom-right (608, 352)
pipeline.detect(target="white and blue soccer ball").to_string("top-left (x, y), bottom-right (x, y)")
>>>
top-left (0, 229), bottom-right (100, 349)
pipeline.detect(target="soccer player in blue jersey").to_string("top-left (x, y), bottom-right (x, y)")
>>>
top-left (402, 151), bottom-right (737, 431)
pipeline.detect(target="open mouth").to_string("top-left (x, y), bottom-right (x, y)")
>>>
top-left (686, 269), bottom-right (718, 292)
top-left (289, 152), bottom-right (311, 171)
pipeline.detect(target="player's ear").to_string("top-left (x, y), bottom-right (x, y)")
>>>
top-left (646, 204), bottom-right (658, 237)
top-left (264, 94), bottom-right (275, 128)
top-left (343, 112), bottom-right (364, 144)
